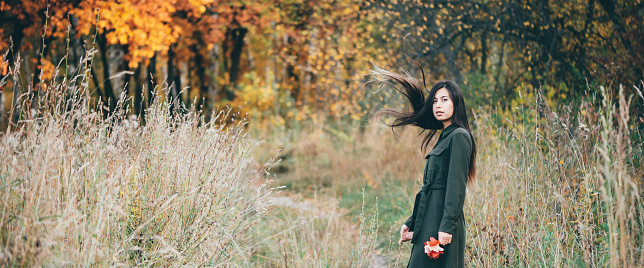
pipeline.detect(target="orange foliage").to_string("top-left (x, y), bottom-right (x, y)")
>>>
top-left (68, 0), bottom-right (270, 69)
top-left (1, 0), bottom-right (73, 50)
top-left (73, 0), bottom-right (182, 68)
top-left (1, 60), bottom-right (8, 76)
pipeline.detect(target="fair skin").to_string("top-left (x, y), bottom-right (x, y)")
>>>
top-left (432, 88), bottom-right (454, 129)
top-left (399, 88), bottom-right (454, 246)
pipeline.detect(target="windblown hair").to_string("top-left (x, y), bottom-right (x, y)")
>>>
top-left (371, 66), bottom-right (477, 183)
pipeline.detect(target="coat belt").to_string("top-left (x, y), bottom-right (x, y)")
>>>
top-left (421, 184), bottom-right (446, 192)
top-left (410, 184), bottom-right (447, 243)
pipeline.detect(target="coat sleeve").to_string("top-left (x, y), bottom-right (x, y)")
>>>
top-left (439, 131), bottom-right (472, 234)
top-left (404, 215), bottom-right (413, 229)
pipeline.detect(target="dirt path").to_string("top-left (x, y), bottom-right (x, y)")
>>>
top-left (270, 193), bottom-right (391, 268)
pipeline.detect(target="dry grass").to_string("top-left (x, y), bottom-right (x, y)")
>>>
top-left (0, 48), bottom-right (378, 266)
top-left (1, 43), bottom-right (643, 267)
top-left (255, 84), bottom-right (644, 267)
top-left (249, 192), bottom-right (378, 267)
top-left (0, 54), bottom-right (277, 265)
top-left (463, 85), bottom-right (644, 267)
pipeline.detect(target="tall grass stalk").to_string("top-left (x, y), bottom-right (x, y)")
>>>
top-left (597, 85), bottom-right (644, 267)
top-left (255, 83), bottom-right (644, 267)
top-left (0, 53), bottom-right (275, 266)
top-left (464, 85), bottom-right (644, 267)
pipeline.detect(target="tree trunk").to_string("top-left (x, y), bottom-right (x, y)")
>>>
top-left (133, 64), bottom-right (144, 119)
top-left (167, 45), bottom-right (182, 113)
top-left (121, 45), bottom-right (132, 103)
top-left (227, 27), bottom-right (247, 86)
top-left (147, 53), bottom-right (156, 108)
top-left (209, 45), bottom-right (220, 104)
top-left (222, 27), bottom-right (248, 100)
top-left (8, 20), bottom-right (25, 70)
top-left (97, 33), bottom-right (117, 114)
top-left (193, 44), bottom-right (208, 110)
top-left (90, 67), bottom-right (103, 103)
top-left (185, 61), bottom-right (192, 110)
top-left (31, 36), bottom-right (53, 109)
top-left (11, 59), bottom-right (21, 126)
top-left (8, 20), bottom-right (25, 127)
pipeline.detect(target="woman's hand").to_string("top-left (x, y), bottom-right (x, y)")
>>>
top-left (438, 231), bottom-right (452, 245)
top-left (399, 225), bottom-right (413, 245)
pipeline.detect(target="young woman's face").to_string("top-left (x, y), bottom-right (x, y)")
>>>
top-left (432, 88), bottom-right (454, 123)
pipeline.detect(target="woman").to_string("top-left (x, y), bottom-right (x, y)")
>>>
top-left (373, 67), bottom-right (476, 267)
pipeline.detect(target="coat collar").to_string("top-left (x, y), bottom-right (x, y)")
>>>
top-left (424, 124), bottom-right (459, 159)
top-left (439, 123), bottom-right (458, 139)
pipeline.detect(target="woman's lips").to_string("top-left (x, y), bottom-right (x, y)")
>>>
top-left (436, 111), bottom-right (443, 116)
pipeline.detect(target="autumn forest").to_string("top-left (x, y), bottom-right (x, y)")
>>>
top-left (2, 0), bottom-right (642, 126)
top-left (1, 0), bottom-right (643, 267)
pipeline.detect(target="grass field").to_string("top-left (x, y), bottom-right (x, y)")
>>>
top-left (1, 65), bottom-right (643, 266)
top-left (250, 85), bottom-right (644, 267)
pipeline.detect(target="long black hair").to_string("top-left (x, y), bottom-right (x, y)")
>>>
top-left (371, 66), bottom-right (477, 183)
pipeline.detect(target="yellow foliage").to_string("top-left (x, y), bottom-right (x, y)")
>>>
top-left (40, 58), bottom-right (55, 80)
top-left (74, 0), bottom-right (182, 66)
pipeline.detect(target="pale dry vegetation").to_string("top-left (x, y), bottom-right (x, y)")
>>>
top-left (1, 49), bottom-right (643, 267)
top-left (260, 84), bottom-right (644, 267)
top-left (464, 85), bottom-right (644, 267)
top-left (0, 59), bottom-right (277, 265)
top-left (0, 50), bottom-right (379, 266)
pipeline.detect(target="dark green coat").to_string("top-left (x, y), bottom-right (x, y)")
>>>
top-left (404, 124), bottom-right (472, 268)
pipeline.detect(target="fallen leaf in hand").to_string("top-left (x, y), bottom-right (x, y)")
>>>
top-left (424, 237), bottom-right (444, 259)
